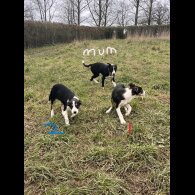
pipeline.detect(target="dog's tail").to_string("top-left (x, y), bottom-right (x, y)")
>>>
top-left (82, 60), bottom-right (91, 68)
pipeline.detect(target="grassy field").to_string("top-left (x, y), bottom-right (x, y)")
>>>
top-left (24, 37), bottom-right (170, 195)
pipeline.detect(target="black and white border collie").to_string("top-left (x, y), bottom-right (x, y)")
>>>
top-left (82, 60), bottom-right (117, 88)
top-left (106, 83), bottom-right (145, 124)
top-left (49, 84), bottom-right (81, 126)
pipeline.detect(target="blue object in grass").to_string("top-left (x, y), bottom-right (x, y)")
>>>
top-left (44, 121), bottom-right (64, 134)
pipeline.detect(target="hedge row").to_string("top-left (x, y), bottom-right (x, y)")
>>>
top-left (24, 21), bottom-right (170, 48)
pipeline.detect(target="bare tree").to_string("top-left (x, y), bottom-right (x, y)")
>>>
top-left (128, 0), bottom-right (142, 26)
top-left (140, 0), bottom-right (157, 25)
top-left (116, 0), bottom-right (131, 27)
top-left (24, 0), bottom-right (35, 20)
top-left (32, 0), bottom-right (57, 22)
top-left (103, 0), bottom-right (109, 26)
top-left (152, 1), bottom-right (170, 25)
top-left (86, 0), bottom-right (102, 26)
top-left (59, 0), bottom-right (88, 25)
top-left (104, 0), bottom-right (119, 26)
top-left (133, 0), bottom-right (141, 25)
top-left (86, 0), bottom-right (117, 27)
top-left (71, 0), bottom-right (88, 25)
top-left (66, 0), bottom-right (76, 24)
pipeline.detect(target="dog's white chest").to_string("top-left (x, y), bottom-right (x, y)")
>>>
top-left (122, 88), bottom-right (133, 104)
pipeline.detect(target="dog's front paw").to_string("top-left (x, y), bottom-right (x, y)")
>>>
top-left (120, 120), bottom-right (126, 125)
top-left (51, 110), bottom-right (54, 118)
top-left (65, 123), bottom-right (70, 126)
top-left (71, 114), bottom-right (76, 118)
top-left (125, 112), bottom-right (130, 116)
top-left (112, 82), bottom-right (116, 87)
top-left (106, 107), bottom-right (112, 114)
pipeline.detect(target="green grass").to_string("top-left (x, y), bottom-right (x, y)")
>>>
top-left (24, 37), bottom-right (170, 195)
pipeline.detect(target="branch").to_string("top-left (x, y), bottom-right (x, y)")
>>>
top-left (86, 0), bottom-right (98, 26)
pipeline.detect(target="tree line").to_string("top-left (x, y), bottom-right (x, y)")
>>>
top-left (24, 0), bottom-right (170, 27)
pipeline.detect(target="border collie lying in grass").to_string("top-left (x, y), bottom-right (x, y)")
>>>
top-left (49, 84), bottom-right (81, 126)
top-left (82, 60), bottom-right (117, 88)
top-left (106, 83), bottom-right (145, 124)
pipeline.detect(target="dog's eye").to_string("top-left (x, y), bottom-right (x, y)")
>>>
top-left (68, 102), bottom-right (72, 107)
top-left (134, 87), bottom-right (139, 93)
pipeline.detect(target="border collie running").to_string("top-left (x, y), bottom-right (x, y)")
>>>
top-left (82, 60), bottom-right (117, 88)
top-left (106, 83), bottom-right (145, 124)
top-left (49, 84), bottom-right (81, 126)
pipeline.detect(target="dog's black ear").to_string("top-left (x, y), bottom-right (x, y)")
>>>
top-left (107, 63), bottom-right (111, 67)
top-left (134, 87), bottom-right (139, 93)
top-left (129, 83), bottom-right (135, 88)
top-left (132, 86), bottom-right (140, 95)
top-left (78, 100), bottom-right (82, 105)
top-left (67, 101), bottom-right (71, 107)
top-left (114, 64), bottom-right (117, 71)
top-left (121, 84), bottom-right (125, 88)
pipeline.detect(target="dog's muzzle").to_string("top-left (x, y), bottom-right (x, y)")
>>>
top-left (71, 109), bottom-right (78, 118)
top-left (140, 91), bottom-right (145, 99)
top-left (112, 70), bottom-right (116, 76)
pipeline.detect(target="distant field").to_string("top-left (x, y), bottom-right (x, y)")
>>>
top-left (24, 37), bottom-right (170, 194)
